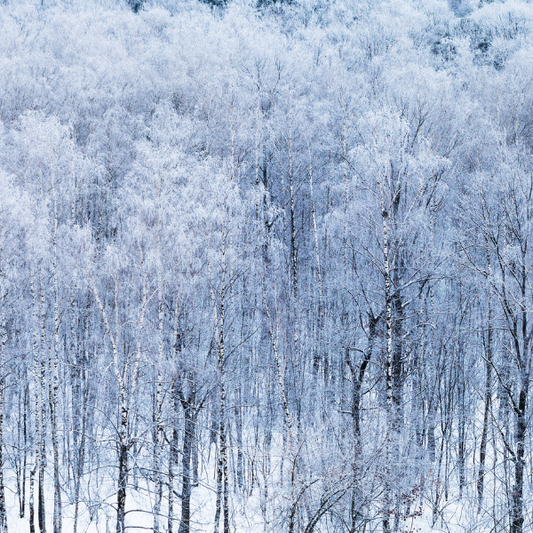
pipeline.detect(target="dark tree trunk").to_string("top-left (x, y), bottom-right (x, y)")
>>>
top-left (38, 460), bottom-right (45, 533)
top-left (178, 400), bottom-right (195, 533)
top-left (29, 468), bottom-right (35, 533)
top-left (346, 312), bottom-right (379, 533)
top-left (477, 297), bottom-right (492, 512)
top-left (510, 390), bottom-right (527, 533)
top-left (116, 408), bottom-right (129, 533)
top-left (391, 276), bottom-right (404, 437)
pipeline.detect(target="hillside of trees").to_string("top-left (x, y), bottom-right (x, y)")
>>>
top-left (1, 0), bottom-right (533, 532)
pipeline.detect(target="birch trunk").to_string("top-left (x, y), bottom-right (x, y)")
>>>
top-left (178, 394), bottom-right (195, 533)
top-left (0, 310), bottom-right (7, 533)
top-left (51, 203), bottom-right (62, 533)
top-left (382, 199), bottom-right (393, 533)
top-left (153, 286), bottom-right (164, 533)
top-left (92, 276), bottom-right (146, 533)
top-left (38, 283), bottom-right (47, 533)
top-left (212, 256), bottom-right (229, 533)
top-left (477, 292), bottom-right (492, 512)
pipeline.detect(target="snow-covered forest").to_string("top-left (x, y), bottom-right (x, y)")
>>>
top-left (1, 0), bottom-right (533, 531)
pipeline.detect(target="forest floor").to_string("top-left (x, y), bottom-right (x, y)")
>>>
top-left (2, 463), bottom-right (481, 533)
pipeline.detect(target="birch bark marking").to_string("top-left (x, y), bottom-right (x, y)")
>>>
top-left (477, 245), bottom-right (493, 513)
top-left (379, 169), bottom-right (394, 533)
top-left (29, 467), bottom-right (35, 533)
top-left (168, 295), bottom-right (181, 533)
top-left (211, 247), bottom-right (230, 533)
top-left (153, 282), bottom-right (164, 533)
top-left (30, 277), bottom-right (41, 533)
top-left (51, 194), bottom-right (62, 533)
top-left (38, 283), bottom-right (47, 533)
top-left (288, 114), bottom-right (298, 303)
top-left (0, 254), bottom-right (7, 533)
top-left (177, 382), bottom-right (196, 533)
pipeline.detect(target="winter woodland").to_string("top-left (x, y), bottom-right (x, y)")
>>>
top-left (0, 0), bottom-right (532, 532)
